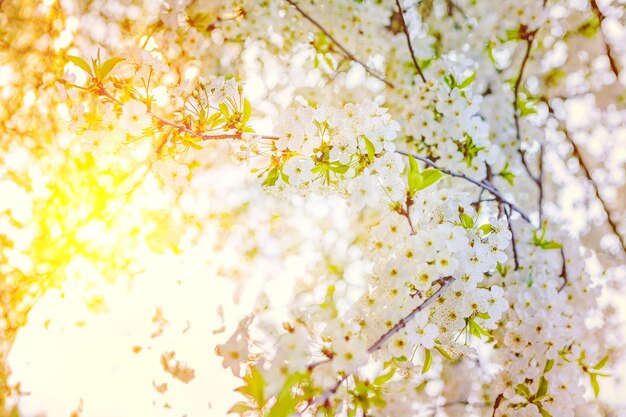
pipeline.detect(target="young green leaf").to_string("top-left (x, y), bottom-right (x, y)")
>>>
top-left (67, 55), bottom-right (93, 77)
top-left (98, 57), bottom-right (125, 80)
top-left (262, 168), bottom-right (279, 187)
top-left (478, 224), bottom-right (493, 235)
top-left (422, 349), bottom-right (432, 374)
top-left (457, 72), bottom-right (476, 89)
top-left (544, 359), bottom-right (554, 374)
top-left (535, 376), bottom-right (549, 400)
top-left (227, 402), bottom-right (254, 414)
top-left (266, 372), bottom-right (308, 417)
top-left (593, 354), bottom-right (609, 370)
top-left (373, 367), bottom-right (396, 386)
top-left (363, 137), bottom-right (376, 163)
top-left (539, 407), bottom-right (553, 417)
top-left (590, 373), bottom-right (600, 398)
top-left (461, 212), bottom-right (474, 229)
top-left (219, 102), bottom-right (230, 117)
top-left (242, 98), bottom-right (252, 124)
top-left (417, 168), bottom-right (445, 191)
top-left (514, 383), bottom-right (531, 398)
top-left (435, 345), bottom-right (453, 361)
top-left (246, 366), bottom-right (266, 406)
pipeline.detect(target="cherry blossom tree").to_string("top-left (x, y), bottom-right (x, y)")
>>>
top-left (1, 0), bottom-right (625, 416)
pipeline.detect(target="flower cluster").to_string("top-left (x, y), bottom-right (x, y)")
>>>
top-left (259, 100), bottom-right (402, 208)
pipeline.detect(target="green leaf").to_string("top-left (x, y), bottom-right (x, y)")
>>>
top-left (417, 168), bottom-right (445, 190)
top-left (544, 359), bottom-right (554, 374)
top-left (98, 57), bottom-right (125, 80)
top-left (514, 383), bottom-right (531, 398)
top-left (370, 395), bottom-right (386, 408)
top-left (460, 212), bottom-right (474, 229)
top-left (182, 138), bottom-right (203, 150)
top-left (539, 407), bottom-right (553, 417)
top-left (219, 102), bottom-right (230, 117)
top-left (505, 28), bottom-right (520, 41)
top-left (67, 55), bottom-right (93, 77)
top-left (593, 354), bottom-right (609, 370)
top-left (363, 137), bottom-right (376, 163)
top-left (496, 262), bottom-right (510, 278)
top-left (422, 349), bottom-right (432, 374)
top-left (266, 372), bottom-right (307, 417)
top-left (535, 376), bottom-right (549, 400)
top-left (434, 345), bottom-right (453, 361)
top-left (407, 154), bottom-right (420, 194)
top-left (246, 366), bottom-right (265, 406)
top-left (242, 98), bottom-right (252, 124)
top-left (518, 97), bottom-right (537, 117)
top-left (373, 368), bottom-right (395, 386)
top-left (227, 402), bottom-right (254, 414)
top-left (533, 222), bottom-right (562, 250)
top-left (540, 241), bottom-right (563, 250)
top-left (498, 162), bottom-right (516, 186)
top-left (577, 17), bottom-right (600, 38)
top-left (478, 224), bottom-right (493, 235)
top-left (468, 317), bottom-right (491, 340)
top-left (262, 167), bottom-right (279, 187)
top-left (329, 162), bottom-right (350, 174)
top-left (590, 373), bottom-right (600, 398)
top-left (457, 72), bottom-right (476, 89)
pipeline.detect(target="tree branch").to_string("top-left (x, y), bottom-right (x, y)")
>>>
top-left (589, 0), bottom-right (621, 80)
top-left (309, 276), bottom-right (455, 408)
top-left (422, 399), bottom-right (487, 411)
top-left (394, 0), bottom-right (427, 83)
top-left (504, 205), bottom-right (520, 270)
top-left (395, 150), bottom-right (533, 224)
top-left (513, 29), bottom-right (541, 187)
top-left (95, 83), bottom-right (278, 143)
top-left (543, 99), bottom-right (626, 255)
top-left (368, 276), bottom-right (454, 353)
top-left (538, 144), bottom-right (544, 223)
top-left (284, 0), bottom-right (394, 88)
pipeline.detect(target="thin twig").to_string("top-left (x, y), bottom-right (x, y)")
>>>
top-left (543, 99), bottom-right (626, 255)
top-left (590, 0), bottom-right (621, 80)
top-left (445, 0), bottom-right (469, 19)
top-left (398, 195), bottom-right (417, 234)
top-left (491, 393), bottom-right (504, 417)
top-left (538, 144), bottom-right (544, 223)
top-left (368, 276), bottom-right (454, 353)
top-left (504, 206), bottom-right (520, 270)
top-left (513, 29), bottom-right (541, 186)
top-left (394, 0), bottom-right (427, 83)
top-left (558, 247), bottom-right (568, 292)
top-left (395, 150), bottom-right (533, 224)
top-left (422, 399), bottom-right (487, 410)
top-left (284, 0), bottom-right (394, 88)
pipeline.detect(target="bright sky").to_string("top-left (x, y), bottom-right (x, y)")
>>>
top-left (7, 250), bottom-right (249, 417)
